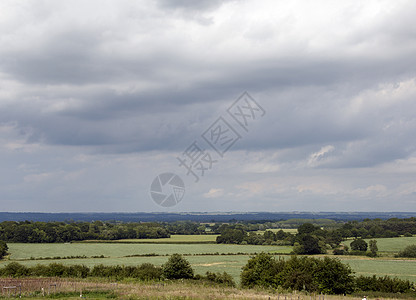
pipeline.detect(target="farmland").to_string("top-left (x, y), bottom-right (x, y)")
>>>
top-left (3, 238), bottom-right (416, 284)
top-left (5, 241), bottom-right (291, 260)
top-left (344, 236), bottom-right (416, 253)
top-left (108, 234), bottom-right (219, 243)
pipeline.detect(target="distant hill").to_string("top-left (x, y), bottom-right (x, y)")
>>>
top-left (1, 212), bottom-right (416, 222)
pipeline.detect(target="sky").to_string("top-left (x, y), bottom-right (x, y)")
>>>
top-left (0, 0), bottom-right (416, 212)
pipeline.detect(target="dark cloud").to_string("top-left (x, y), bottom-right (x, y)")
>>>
top-left (1, 0), bottom-right (416, 211)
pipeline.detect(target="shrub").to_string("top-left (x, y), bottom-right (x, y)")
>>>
top-left (333, 248), bottom-right (347, 255)
top-left (163, 254), bottom-right (194, 279)
top-left (205, 271), bottom-right (235, 287)
top-left (0, 262), bottom-right (29, 277)
top-left (355, 275), bottom-right (413, 293)
top-left (241, 253), bottom-right (354, 294)
top-left (397, 244), bottom-right (416, 258)
top-left (134, 263), bottom-right (163, 280)
top-left (64, 264), bottom-right (90, 278)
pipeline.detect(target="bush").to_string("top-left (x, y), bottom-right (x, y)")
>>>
top-left (134, 263), bottom-right (163, 280)
top-left (0, 262), bottom-right (29, 277)
top-left (205, 271), bottom-right (235, 287)
top-left (163, 254), bottom-right (194, 279)
top-left (355, 275), bottom-right (413, 293)
top-left (0, 262), bottom-right (163, 281)
top-left (241, 253), bottom-right (354, 294)
top-left (333, 248), bottom-right (347, 255)
top-left (397, 244), bottom-right (416, 258)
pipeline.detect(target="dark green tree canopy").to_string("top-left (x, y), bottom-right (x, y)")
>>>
top-left (297, 223), bottom-right (318, 235)
top-left (350, 238), bottom-right (368, 252)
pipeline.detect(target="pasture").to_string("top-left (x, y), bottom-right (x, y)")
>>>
top-left (5, 242), bottom-right (291, 260)
top-left (3, 242), bottom-right (416, 284)
top-left (92, 234), bottom-right (219, 243)
top-left (344, 236), bottom-right (416, 253)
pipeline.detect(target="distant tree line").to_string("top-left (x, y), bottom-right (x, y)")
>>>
top-left (215, 224), bottom-right (293, 246)
top-left (0, 221), bottom-right (170, 243)
top-left (216, 218), bottom-right (416, 252)
top-left (0, 220), bottom-right (218, 243)
top-left (338, 218), bottom-right (416, 238)
top-left (216, 223), bottom-right (342, 254)
top-left (2, 217), bottom-right (416, 243)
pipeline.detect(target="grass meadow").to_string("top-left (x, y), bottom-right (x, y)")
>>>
top-left (3, 239), bottom-right (416, 284)
top-left (91, 234), bottom-right (220, 243)
top-left (344, 236), bottom-right (416, 253)
top-left (0, 278), bottom-right (375, 300)
top-left (5, 242), bottom-right (291, 260)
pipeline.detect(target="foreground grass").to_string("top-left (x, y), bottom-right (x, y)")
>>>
top-left (0, 278), bottom-right (407, 300)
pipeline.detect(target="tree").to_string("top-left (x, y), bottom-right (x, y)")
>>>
top-left (241, 252), bottom-right (284, 288)
top-left (263, 230), bottom-right (275, 241)
top-left (350, 238), bottom-right (368, 252)
top-left (162, 254), bottom-right (194, 279)
top-left (0, 241), bottom-right (8, 259)
top-left (216, 228), bottom-right (247, 244)
top-left (369, 240), bottom-right (378, 257)
top-left (294, 234), bottom-right (325, 255)
top-left (297, 223), bottom-right (317, 235)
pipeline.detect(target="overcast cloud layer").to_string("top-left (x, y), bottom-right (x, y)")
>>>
top-left (1, 0), bottom-right (416, 212)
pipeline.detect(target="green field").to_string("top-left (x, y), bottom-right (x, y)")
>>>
top-left (1, 243), bottom-right (291, 283)
top-left (109, 234), bottom-right (219, 243)
top-left (3, 241), bottom-right (416, 284)
top-left (5, 243), bottom-right (291, 261)
top-left (344, 236), bottom-right (416, 253)
top-left (338, 256), bottom-right (416, 282)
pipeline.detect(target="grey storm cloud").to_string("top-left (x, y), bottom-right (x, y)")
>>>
top-left (1, 0), bottom-right (416, 211)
